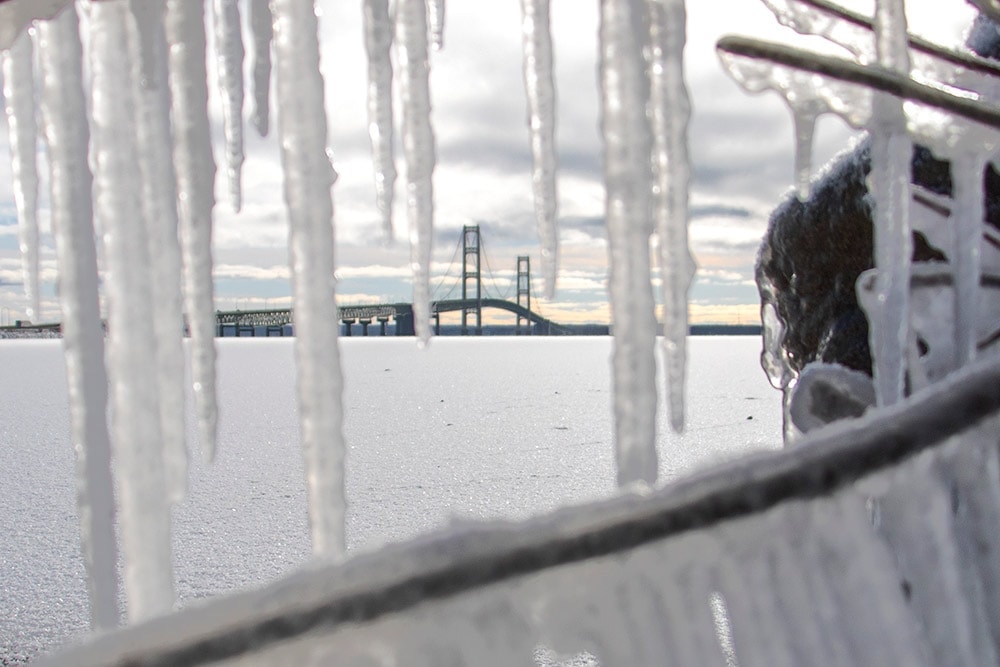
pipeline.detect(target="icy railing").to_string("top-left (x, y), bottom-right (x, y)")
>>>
top-left (6, 0), bottom-right (1000, 663)
top-left (38, 352), bottom-right (1000, 665)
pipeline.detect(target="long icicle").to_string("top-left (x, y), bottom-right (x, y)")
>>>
top-left (519, 0), bottom-right (559, 299)
top-left (867, 0), bottom-right (912, 406)
top-left (426, 0), bottom-right (445, 50)
top-left (35, 5), bottom-right (119, 630)
top-left (2, 32), bottom-right (40, 322)
top-left (89, 0), bottom-right (174, 621)
top-left (600, 0), bottom-right (658, 487)
top-left (396, 0), bottom-right (436, 344)
top-left (649, 0), bottom-right (694, 433)
top-left (362, 0), bottom-right (397, 241)
top-left (166, 0), bottom-right (219, 461)
top-left (272, 0), bottom-right (346, 559)
top-left (249, 0), bottom-right (273, 137)
top-left (214, 0), bottom-right (245, 212)
top-left (129, 0), bottom-right (188, 504)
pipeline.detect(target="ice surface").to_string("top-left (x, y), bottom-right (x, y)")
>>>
top-left (272, 0), bottom-right (347, 558)
top-left (519, 0), bottom-right (559, 299)
top-left (89, 0), bottom-right (175, 621)
top-left (214, 0), bottom-right (246, 212)
top-left (362, 0), bottom-right (397, 241)
top-left (249, 0), bottom-right (272, 137)
top-left (599, 0), bottom-right (658, 487)
top-left (166, 0), bottom-right (219, 462)
top-left (648, 0), bottom-right (694, 432)
top-left (396, 0), bottom-right (436, 344)
top-left (2, 32), bottom-right (40, 321)
top-left (34, 4), bottom-right (119, 631)
top-left (128, 0), bottom-right (189, 505)
top-left (761, 0), bottom-right (874, 61)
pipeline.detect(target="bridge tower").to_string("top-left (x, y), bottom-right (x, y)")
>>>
top-left (461, 224), bottom-right (483, 335)
top-left (516, 255), bottom-right (531, 335)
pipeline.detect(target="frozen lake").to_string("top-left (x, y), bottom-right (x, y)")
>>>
top-left (0, 336), bottom-right (781, 661)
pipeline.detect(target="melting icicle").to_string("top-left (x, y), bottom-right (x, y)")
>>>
top-left (166, 0), bottom-right (219, 461)
top-left (791, 107), bottom-right (818, 200)
top-left (249, 0), bottom-right (273, 137)
top-left (649, 0), bottom-right (694, 433)
top-left (426, 0), bottom-right (445, 51)
top-left (519, 0), bottom-right (559, 299)
top-left (2, 32), bottom-right (40, 322)
top-left (396, 0), bottom-right (436, 344)
top-left (600, 0), bottom-right (658, 487)
top-left (128, 0), bottom-right (188, 504)
top-left (866, 0), bottom-right (912, 406)
top-left (35, 5), bottom-right (119, 630)
top-left (89, 0), bottom-right (175, 621)
top-left (272, 0), bottom-right (346, 558)
top-left (362, 0), bottom-right (397, 241)
top-left (214, 0), bottom-right (245, 212)
top-left (761, 0), bottom-right (875, 62)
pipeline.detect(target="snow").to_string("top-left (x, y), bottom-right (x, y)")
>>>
top-left (0, 337), bottom-right (782, 661)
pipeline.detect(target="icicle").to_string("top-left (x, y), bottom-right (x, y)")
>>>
top-left (950, 151), bottom-right (984, 367)
top-left (89, 0), bottom-right (174, 621)
top-left (2, 32), bottom-right (40, 322)
top-left (792, 107), bottom-right (818, 200)
top-left (249, 0), bottom-right (273, 137)
top-left (866, 0), bottom-right (912, 406)
top-left (649, 0), bottom-right (694, 433)
top-left (35, 5), bottom-right (119, 631)
top-left (214, 0), bottom-right (245, 212)
top-left (396, 0), bottom-right (436, 344)
top-left (362, 0), bottom-right (397, 241)
top-left (128, 0), bottom-right (188, 504)
top-left (426, 0), bottom-right (445, 51)
top-left (272, 0), bottom-right (346, 558)
top-left (761, 0), bottom-right (875, 62)
top-left (165, 0), bottom-right (219, 461)
top-left (519, 0), bottom-right (559, 299)
top-left (599, 0), bottom-right (658, 487)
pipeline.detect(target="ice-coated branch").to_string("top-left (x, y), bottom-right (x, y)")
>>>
top-left (362, 0), bottom-right (397, 241)
top-left (166, 0), bottom-right (219, 462)
top-left (396, 0), bottom-right (437, 344)
top-left (2, 32), bottom-right (40, 322)
top-left (214, 0), bottom-right (246, 212)
top-left (249, 0), bottom-right (273, 137)
top-left (272, 0), bottom-right (346, 559)
top-left (716, 37), bottom-right (1000, 130)
top-left (35, 4), bottom-right (119, 631)
top-left (520, 0), bottom-right (559, 299)
top-left (89, 0), bottom-right (175, 621)
top-left (649, 0), bottom-right (694, 433)
top-left (600, 0), bottom-right (658, 487)
top-left (128, 0), bottom-right (188, 504)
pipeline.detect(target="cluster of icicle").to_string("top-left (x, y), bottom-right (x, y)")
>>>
top-left (1, 0), bottom-right (696, 629)
top-left (719, 0), bottom-right (1000, 407)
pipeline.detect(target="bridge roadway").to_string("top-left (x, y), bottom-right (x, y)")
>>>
top-left (215, 299), bottom-right (570, 336)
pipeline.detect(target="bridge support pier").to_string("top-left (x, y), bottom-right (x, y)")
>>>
top-left (265, 325), bottom-right (284, 337)
top-left (377, 316), bottom-right (390, 336)
top-left (342, 318), bottom-right (356, 336)
top-left (434, 312), bottom-right (441, 336)
top-left (360, 318), bottom-right (371, 336)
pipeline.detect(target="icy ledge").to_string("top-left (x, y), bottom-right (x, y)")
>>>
top-left (39, 351), bottom-right (1000, 666)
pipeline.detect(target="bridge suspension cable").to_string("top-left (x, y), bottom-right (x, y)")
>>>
top-left (478, 235), bottom-right (514, 301)
top-left (430, 232), bottom-right (463, 302)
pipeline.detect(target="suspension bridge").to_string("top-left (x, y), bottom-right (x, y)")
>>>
top-left (216, 225), bottom-right (573, 337)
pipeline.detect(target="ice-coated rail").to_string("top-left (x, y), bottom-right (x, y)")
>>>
top-left (37, 349), bottom-right (1000, 665)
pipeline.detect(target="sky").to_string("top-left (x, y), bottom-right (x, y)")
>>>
top-left (0, 0), bottom-right (981, 327)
